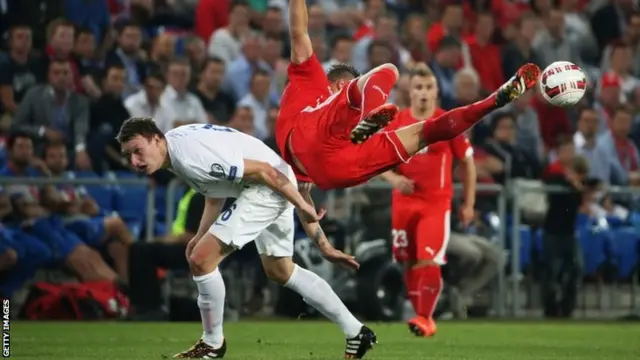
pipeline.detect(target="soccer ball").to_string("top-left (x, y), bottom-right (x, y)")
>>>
top-left (539, 61), bottom-right (587, 108)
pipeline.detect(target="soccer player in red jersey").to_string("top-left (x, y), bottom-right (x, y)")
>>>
top-left (276, 0), bottom-right (540, 191)
top-left (381, 64), bottom-right (477, 337)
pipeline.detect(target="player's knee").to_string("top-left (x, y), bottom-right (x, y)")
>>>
top-left (377, 63), bottom-right (400, 80)
top-left (262, 257), bottom-right (295, 284)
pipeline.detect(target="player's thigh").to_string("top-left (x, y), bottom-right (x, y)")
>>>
top-left (209, 186), bottom-right (290, 254)
top-left (391, 203), bottom-right (422, 262)
top-left (415, 207), bottom-right (451, 264)
top-left (346, 132), bottom-right (408, 186)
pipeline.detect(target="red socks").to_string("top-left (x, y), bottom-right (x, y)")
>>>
top-left (404, 266), bottom-right (443, 318)
top-left (421, 96), bottom-right (496, 145)
top-left (347, 68), bottom-right (397, 119)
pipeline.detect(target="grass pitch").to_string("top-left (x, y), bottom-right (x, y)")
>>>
top-left (9, 321), bottom-right (640, 359)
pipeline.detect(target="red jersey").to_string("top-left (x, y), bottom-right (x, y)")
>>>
top-left (276, 54), bottom-right (331, 182)
top-left (391, 108), bottom-right (473, 202)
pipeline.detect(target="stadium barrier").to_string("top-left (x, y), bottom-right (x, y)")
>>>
top-left (0, 176), bottom-right (156, 242)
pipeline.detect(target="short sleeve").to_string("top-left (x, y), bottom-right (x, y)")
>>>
top-left (450, 135), bottom-right (473, 160)
top-left (287, 54), bottom-right (329, 87)
top-left (190, 137), bottom-right (245, 184)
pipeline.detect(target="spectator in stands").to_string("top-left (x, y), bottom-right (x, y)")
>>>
top-left (508, 90), bottom-right (545, 163)
top-left (89, 65), bottom-right (131, 173)
top-left (194, 0), bottom-right (230, 42)
top-left (307, 4), bottom-right (328, 42)
top-left (73, 27), bottom-right (102, 93)
top-left (223, 34), bottom-right (276, 102)
top-left (38, 19), bottom-right (100, 96)
top-left (193, 58), bottom-right (235, 125)
top-left (148, 33), bottom-right (176, 75)
top-left (560, 0), bottom-right (596, 58)
top-left (483, 112), bottom-right (541, 184)
top-left (183, 35), bottom-right (207, 86)
top-left (596, 105), bottom-right (640, 186)
top-left (262, 34), bottom-right (287, 100)
top-left (366, 40), bottom-right (394, 74)
top-left (426, 2), bottom-right (465, 53)
top-left (207, 0), bottom-right (252, 64)
top-left (431, 36), bottom-right (462, 110)
top-left (0, 24), bottom-right (39, 120)
top-left (400, 14), bottom-right (429, 66)
top-left (105, 22), bottom-right (146, 99)
top-left (353, 14), bottom-right (408, 73)
top-left (262, 6), bottom-right (286, 41)
top-left (13, 59), bottom-right (91, 170)
top-left (160, 58), bottom-right (208, 131)
top-left (263, 106), bottom-right (280, 154)
top-left (574, 108), bottom-right (610, 182)
top-left (0, 131), bottom-right (119, 284)
top-left (467, 12), bottom-right (504, 93)
top-left (238, 69), bottom-right (272, 140)
top-left (323, 34), bottom-right (354, 73)
top-left (591, 0), bottom-right (633, 55)
top-left (451, 67), bottom-right (481, 110)
top-left (352, 0), bottom-right (386, 41)
top-left (41, 141), bottom-right (133, 281)
top-left (605, 42), bottom-right (640, 102)
top-left (125, 72), bottom-right (174, 133)
top-left (502, 13), bottom-right (542, 82)
top-left (595, 72), bottom-right (623, 134)
top-left (533, 8), bottom-right (583, 69)
top-left (64, 0), bottom-right (111, 50)
top-left (541, 154), bottom-right (590, 318)
top-left (227, 105), bottom-right (254, 136)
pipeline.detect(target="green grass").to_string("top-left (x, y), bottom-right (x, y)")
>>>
top-left (8, 321), bottom-right (640, 359)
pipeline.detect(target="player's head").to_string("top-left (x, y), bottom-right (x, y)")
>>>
top-left (116, 117), bottom-right (166, 175)
top-left (408, 62), bottom-right (438, 113)
top-left (327, 63), bottom-right (359, 93)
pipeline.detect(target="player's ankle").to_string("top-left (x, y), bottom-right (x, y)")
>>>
top-left (201, 335), bottom-right (224, 349)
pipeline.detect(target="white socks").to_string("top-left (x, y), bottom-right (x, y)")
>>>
top-left (193, 269), bottom-right (226, 348)
top-left (284, 264), bottom-right (363, 338)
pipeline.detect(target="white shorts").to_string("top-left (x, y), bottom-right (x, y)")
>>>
top-left (209, 184), bottom-right (295, 257)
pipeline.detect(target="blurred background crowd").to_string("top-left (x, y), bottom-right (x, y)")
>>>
top-left (0, 0), bottom-right (639, 322)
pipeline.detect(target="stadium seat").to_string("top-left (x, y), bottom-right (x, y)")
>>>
top-left (577, 227), bottom-right (613, 276)
top-left (611, 227), bottom-right (640, 280)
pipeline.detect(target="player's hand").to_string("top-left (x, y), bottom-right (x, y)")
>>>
top-left (321, 247), bottom-right (360, 270)
top-left (391, 176), bottom-right (415, 194)
top-left (297, 203), bottom-right (326, 223)
top-left (459, 204), bottom-right (475, 227)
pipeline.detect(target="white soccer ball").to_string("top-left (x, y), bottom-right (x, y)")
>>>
top-left (539, 61), bottom-right (587, 108)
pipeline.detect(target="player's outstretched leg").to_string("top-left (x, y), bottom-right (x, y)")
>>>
top-left (349, 64), bottom-right (399, 144)
top-left (174, 234), bottom-right (230, 359)
top-left (264, 258), bottom-right (377, 359)
top-left (394, 63), bottom-right (541, 156)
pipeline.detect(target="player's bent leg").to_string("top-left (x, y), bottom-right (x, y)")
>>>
top-left (174, 232), bottom-right (232, 359)
top-left (394, 63), bottom-right (541, 156)
top-left (261, 255), bottom-right (377, 359)
top-left (348, 64), bottom-right (400, 144)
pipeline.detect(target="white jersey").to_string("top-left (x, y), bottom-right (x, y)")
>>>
top-left (166, 123), bottom-right (293, 199)
top-left (165, 123), bottom-right (296, 257)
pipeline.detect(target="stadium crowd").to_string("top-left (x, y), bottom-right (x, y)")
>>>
top-left (0, 0), bottom-right (639, 319)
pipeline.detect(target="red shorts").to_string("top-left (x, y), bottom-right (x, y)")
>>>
top-left (286, 82), bottom-right (409, 190)
top-left (391, 198), bottom-right (451, 264)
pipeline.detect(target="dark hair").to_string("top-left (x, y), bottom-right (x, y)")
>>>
top-left (203, 57), bottom-right (225, 71)
top-left (116, 117), bottom-right (165, 144)
top-left (490, 111), bottom-right (515, 132)
top-left (75, 26), bottom-right (94, 39)
top-left (145, 71), bottom-right (166, 84)
top-left (367, 39), bottom-right (392, 57)
top-left (577, 106), bottom-right (595, 119)
top-left (251, 68), bottom-right (271, 81)
top-left (555, 134), bottom-right (574, 148)
top-left (327, 63), bottom-right (359, 82)
top-left (571, 156), bottom-right (589, 176)
top-left (48, 59), bottom-right (70, 70)
top-left (43, 140), bottom-right (66, 156)
top-left (118, 20), bottom-right (142, 34)
top-left (168, 57), bottom-right (191, 69)
top-left (330, 34), bottom-right (353, 50)
top-left (613, 104), bottom-right (633, 117)
top-left (7, 131), bottom-right (32, 150)
top-left (230, 0), bottom-right (250, 12)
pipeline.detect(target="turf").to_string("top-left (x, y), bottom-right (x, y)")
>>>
top-left (9, 321), bottom-right (640, 359)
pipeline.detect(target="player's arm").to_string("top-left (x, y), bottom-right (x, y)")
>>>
top-left (194, 197), bottom-right (224, 239)
top-left (289, 0), bottom-right (313, 64)
top-left (296, 183), bottom-right (331, 251)
top-left (459, 156), bottom-right (477, 210)
top-left (243, 159), bottom-right (322, 222)
top-left (379, 170), bottom-right (414, 194)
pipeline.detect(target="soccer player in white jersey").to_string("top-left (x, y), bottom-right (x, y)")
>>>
top-left (117, 117), bottom-right (377, 359)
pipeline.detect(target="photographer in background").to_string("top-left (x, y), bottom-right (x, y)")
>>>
top-left (541, 141), bottom-right (592, 318)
